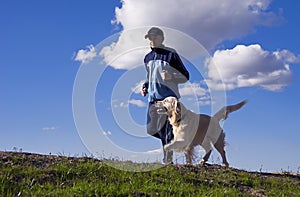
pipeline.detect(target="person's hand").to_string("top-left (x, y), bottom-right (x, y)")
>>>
top-left (141, 87), bottom-right (148, 97)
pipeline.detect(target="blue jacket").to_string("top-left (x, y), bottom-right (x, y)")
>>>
top-left (143, 46), bottom-right (189, 102)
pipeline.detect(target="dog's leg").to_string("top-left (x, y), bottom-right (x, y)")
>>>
top-left (199, 139), bottom-right (212, 166)
top-left (200, 149), bottom-right (212, 166)
top-left (214, 132), bottom-right (229, 167)
top-left (184, 147), bottom-right (194, 165)
top-left (164, 141), bottom-right (187, 152)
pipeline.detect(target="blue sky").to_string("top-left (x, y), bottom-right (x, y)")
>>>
top-left (1, 0), bottom-right (300, 172)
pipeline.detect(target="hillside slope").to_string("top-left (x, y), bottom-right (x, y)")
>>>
top-left (0, 151), bottom-right (299, 196)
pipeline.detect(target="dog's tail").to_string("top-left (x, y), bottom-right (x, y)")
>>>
top-left (213, 100), bottom-right (247, 122)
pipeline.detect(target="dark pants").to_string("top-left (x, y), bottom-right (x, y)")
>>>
top-left (147, 102), bottom-right (174, 163)
top-left (147, 102), bottom-right (174, 144)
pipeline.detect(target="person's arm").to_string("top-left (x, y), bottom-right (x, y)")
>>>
top-left (141, 63), bottom-right (149, 97)
top-left (170, 52), bottom-right (190, 83)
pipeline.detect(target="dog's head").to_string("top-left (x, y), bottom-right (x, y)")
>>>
top-left (156, 97), bottom-right (181, 126)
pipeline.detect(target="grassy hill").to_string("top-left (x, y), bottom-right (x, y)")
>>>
top-left (0, 151), bottom-right (299, 196)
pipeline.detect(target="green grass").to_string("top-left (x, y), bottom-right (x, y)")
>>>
top-left (0, 151), bottom-right (299, 196)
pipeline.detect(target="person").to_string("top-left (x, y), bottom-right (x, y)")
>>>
top-left (141, 27), bottom-right (190, 164)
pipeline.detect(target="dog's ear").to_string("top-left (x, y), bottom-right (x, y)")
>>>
top-left (174, 100), bottom-right (181, 114)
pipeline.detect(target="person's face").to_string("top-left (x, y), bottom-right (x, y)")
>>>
top-left (148, 35), bottom-right (164, 48)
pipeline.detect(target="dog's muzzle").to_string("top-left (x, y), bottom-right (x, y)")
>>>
top-left (156, 106), bottom-right (168, 114)
top-left (154, 101), bottom-right (166, 114)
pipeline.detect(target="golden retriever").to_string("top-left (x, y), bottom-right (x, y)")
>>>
top-left (156, 97), bottom-right (246, 167)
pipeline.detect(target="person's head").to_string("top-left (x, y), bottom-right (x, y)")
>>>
top-left (145, 27), bottom-right (164, 48)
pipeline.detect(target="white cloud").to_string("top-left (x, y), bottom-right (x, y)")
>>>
top-left (179, 82), bottom-right (208, 97)
top-left (145, 148), bottom-right (162, 154)
top-left (75, 45), bottom-right (96, 64)
top-left (131, 80), bottom-right (146, 94)
top-left (113, 0), bottom-right (280, 50)
top-left (42, 126), bottom-right (58, 131)
top-left (205, 44), bottom-right (297, 91)
top-left (75, 0), bottom-right (297, 92)
top-left (179, 82), bottom-right (214, 106)
top-left (96, 0), bottom-right (281, 70)
top-left (119, 102), bottom-right (129, 108)
top-left (103, 130), bottom-right (112, 136)
top-left (128, 99), bottom-right (147, 108)
top-left (99, 37), bottom-right (148, 70)
top-left (197, 100), bottom-right (213, 106)
top-left (116, 99), bottom-right (147, 108)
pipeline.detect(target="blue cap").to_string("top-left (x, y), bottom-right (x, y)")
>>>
top-left (145, 27), bottom-right (164, 39)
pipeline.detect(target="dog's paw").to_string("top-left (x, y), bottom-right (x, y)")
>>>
top-left (222, 162), bottom-right (229, 168)
top-left (164, 144), bottom-right (171, 151)
top-left (199, 159), bottom-right (206, 167)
